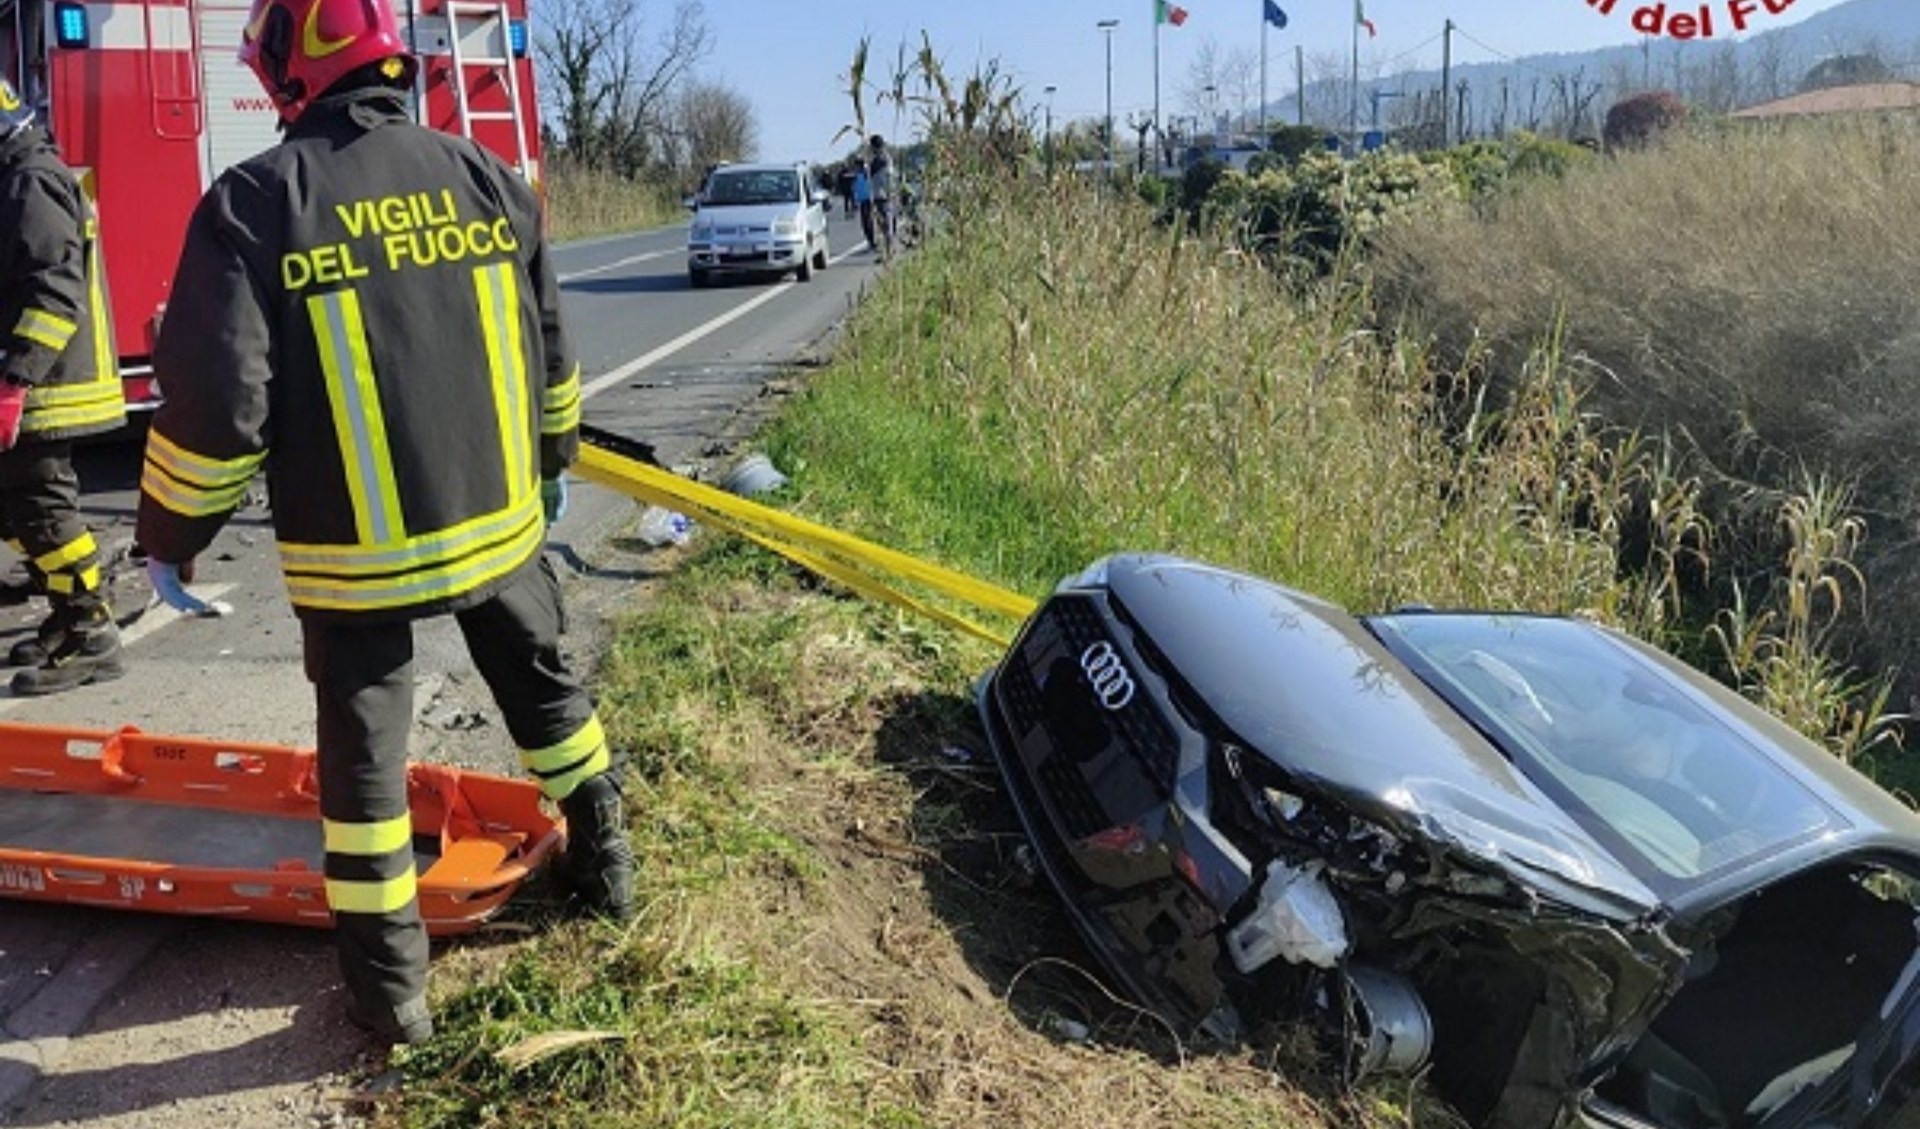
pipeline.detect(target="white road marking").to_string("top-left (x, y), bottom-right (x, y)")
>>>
top-left (0, 583), bottom-right (237, 711)
top-left (557, 249), bottom-right (675, 283)
top-left (581, 243), bottom-right (870, 402)
top-left (582, 286), bottom-right (790, 402)
top-left (119, 585), bottom-right (240, 648)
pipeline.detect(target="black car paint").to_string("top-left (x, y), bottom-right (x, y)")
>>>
top-left (977, 553), bottom-right (1920, 1128)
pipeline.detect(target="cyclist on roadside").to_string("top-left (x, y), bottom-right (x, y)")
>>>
top-left (867, 134), bottom-right (896, 259)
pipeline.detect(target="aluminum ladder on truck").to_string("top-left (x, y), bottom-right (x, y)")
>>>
top-left (440, 0), bottom-right (530, 179)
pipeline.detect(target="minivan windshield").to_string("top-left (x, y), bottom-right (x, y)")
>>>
top-left (704, 170), bottom-right (798, 207)
top-left (1369, 614), bottom-right (1838, 891)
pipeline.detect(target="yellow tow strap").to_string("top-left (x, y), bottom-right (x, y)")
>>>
top-left (574, 443), bottom-right (1038, 647)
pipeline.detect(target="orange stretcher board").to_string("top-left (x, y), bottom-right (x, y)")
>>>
top-left (0, 722), bottom-right (561, 936)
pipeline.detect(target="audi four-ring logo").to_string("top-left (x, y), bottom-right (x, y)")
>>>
top-left (1080, 641), bottom-right (1136, 711)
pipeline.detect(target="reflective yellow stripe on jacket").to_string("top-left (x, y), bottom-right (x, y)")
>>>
top-left (475, 263), bottom-right (534, 501)
top-left (142, 430), bottom-right (266, 520)
top-left (14, 308), bottom-right (74, 351)
top-left (543, 363), bottom-right (581, 437)
top-left (280, 277), bottom-right (544, 614)
top-left (17, 223), bottom-right (123, 434)
top-left (309, 290), bottom-right (404, 545)
top-left (24, 376), bottom-right (123, 433)
top-left (279, 495), bottom-right (543, 611)
top-left (88, 218), bottom-right (117, 407)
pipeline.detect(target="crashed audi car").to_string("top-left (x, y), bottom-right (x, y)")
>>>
top-left (976, 553), bottom-right (1920, 1129)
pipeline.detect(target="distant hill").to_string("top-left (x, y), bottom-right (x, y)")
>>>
top-left (1266, 0), bottom-right (1920, 140)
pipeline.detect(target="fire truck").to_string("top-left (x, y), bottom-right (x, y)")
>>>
top-left (0, 0), bottom-right (542, 408)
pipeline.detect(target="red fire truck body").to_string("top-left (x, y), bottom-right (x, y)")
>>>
top-left (1, 0), bottom-right (540, 407)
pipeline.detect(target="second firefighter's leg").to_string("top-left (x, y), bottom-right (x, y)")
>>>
top-left (304, 618), bottom-right (434, 1046)
top-left (5, 441), bottom-right (122, 695)
top-left (457, 557), bottom-right (634, 920)
top-left (0, 505), bottom-right (40, 608)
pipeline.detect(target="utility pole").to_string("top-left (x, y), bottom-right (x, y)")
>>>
top-left (1153, 14), bottom-right (1161, 171)
top-left (1098, 19), bottom-right (1119, 170)
top-left (1349, 7), bottom-right (1360, 150)
top-left (1044, 84), bottom-right (1057, 175)
top-left (1296, 44), bottom-right (1305, 126)
top-left (1260, 6), bottom-right (1268, 139)
top-left (1440, 19), bottom-right (1454, 147)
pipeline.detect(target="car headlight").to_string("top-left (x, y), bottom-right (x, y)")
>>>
top-left (690, 222), bottom-right (713, 240)
top-left (772, 219), bottom-right (799, 237)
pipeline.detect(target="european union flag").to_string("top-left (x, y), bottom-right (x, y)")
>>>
top-left (1263, 0), bottom-right (1287, 28)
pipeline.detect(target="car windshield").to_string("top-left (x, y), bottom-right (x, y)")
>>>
top-left (705, 170), bottom-right (798, 207)
top-left (1369, 614), bottom-right (1837, 890)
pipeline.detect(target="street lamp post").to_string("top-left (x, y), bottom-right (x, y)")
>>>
top-left (1098, 19), bottom-right (1119, 171)
top-left (1204, 83), bottom-right (1218, 139)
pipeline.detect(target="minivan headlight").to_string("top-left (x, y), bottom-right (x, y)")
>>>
top-left (771, 218), bottom-right (799, 237)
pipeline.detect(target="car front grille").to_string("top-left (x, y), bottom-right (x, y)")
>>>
top-left (993, 594), bottom-right (1183, 840)
top-left (1042, 597), bottom-right (1181, 790)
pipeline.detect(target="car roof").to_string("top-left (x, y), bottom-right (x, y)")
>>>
top-left (710, 162), bottom-right (808, 174)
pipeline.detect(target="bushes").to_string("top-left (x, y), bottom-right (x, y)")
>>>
top-left (1184, 137), bottom-right (1586, 275)
top-left (1438, 132), bottom-right (1595, 197)
top-left (1603, 91), bottom-right (1689, 151)
top-left (1202, 150), bottom-right (1461, 271)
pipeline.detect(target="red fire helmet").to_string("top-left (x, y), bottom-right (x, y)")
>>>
top-left (237, 0), bottom-right (410, 125)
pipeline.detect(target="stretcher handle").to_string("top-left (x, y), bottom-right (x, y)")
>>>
top-left (283, 750), bottom-right (320, 802)
top-left (100, 726), bottom-right (141, 785)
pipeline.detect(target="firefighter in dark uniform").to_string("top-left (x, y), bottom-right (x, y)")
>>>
top-left (0, 76), bottom-right (128, 696)
top-left (133, 0), bottom-right (636, 1047)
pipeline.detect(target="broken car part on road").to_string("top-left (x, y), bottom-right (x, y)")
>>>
top-left (975, 553), bottom-right (1920, 1129)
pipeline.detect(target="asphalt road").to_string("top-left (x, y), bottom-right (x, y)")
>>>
top-left (0, 212), bottom-right (884, 1125)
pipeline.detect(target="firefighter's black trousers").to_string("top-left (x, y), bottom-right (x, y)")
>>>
top-left (0, 439), bottom-right (105, 613)
top-left (301, 557), bottom-right (612, 1023)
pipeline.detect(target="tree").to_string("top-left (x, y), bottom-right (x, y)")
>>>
top-left (534, 0), bottom-right (712, 174)
top-left (1548, 67), bottom-right (1603, 140)
top-left (1603, 90), bottom-right (1688, 151)
top-left (1263, 123), bottom-right (1328, 162)
top-left (672, 82), bottom-right (757, 182)
top-left (1798, 52), bottom-right (1892, 93)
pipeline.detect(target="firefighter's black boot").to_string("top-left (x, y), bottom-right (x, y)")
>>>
top-left (7, 603), bottom-right (67, 667)
top-left (557, 772), bottom-right (636, 922)
top-left (345, 994), bottom-right (435, 1048)
top-left (11, 601), bottom-right (124, 695)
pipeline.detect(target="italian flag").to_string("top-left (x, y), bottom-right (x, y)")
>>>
top-left (1355, 0), bottom-right (1376, 37)
top-left (1155, 0), bottom-right (1189, 26)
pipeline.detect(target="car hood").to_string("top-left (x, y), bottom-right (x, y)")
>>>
top-left (692, 203), bottom-right (801, 228)
top-left (1101, 555), bottom-right (1661, 914)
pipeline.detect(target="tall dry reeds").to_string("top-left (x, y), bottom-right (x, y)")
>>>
top-left (787, 165), bottom-right (1701, 640)
top-left (1373, 116), bottom-right (1920, 730)
top-left (543, 160), bottom-right (680, 241)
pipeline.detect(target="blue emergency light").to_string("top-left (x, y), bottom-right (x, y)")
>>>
top-left (508, 20), bottom-right (528, 58)
top-left (54, 2), bottom-right (89, 48)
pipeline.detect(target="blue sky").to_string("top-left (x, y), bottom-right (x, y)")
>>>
top-left (696, 0), bottom-right (1855, 162)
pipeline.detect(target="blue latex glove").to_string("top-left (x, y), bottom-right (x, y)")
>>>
top-left (146, 558), bottom-right (218, 616)
top-left (541, 476), bottom-right (569, 524)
